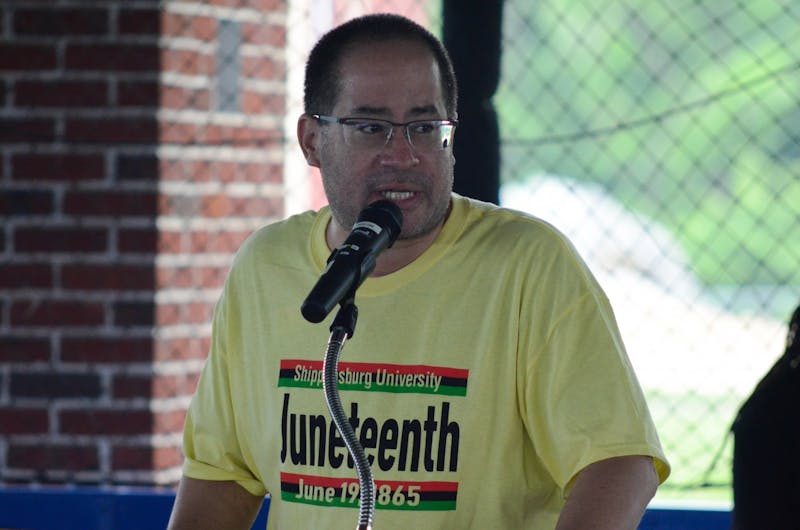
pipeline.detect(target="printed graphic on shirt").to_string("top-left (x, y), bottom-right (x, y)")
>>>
top-left (277, 360), bottom-right (470, 511)
top-left (280, 472), bottom-right (458, 511)
top-left (278, 359), bottom-right (469, 396)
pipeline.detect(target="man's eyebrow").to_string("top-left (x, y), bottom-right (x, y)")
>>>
top-left (348, 106), bottom-right (389, 116)
top-left (408, 105), bottom-right (440, 117)
top-left (347, 104), bottom-right (442, 118)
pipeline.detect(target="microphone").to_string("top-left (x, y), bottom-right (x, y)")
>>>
top-left (301, 200), bottom-right (403, 323)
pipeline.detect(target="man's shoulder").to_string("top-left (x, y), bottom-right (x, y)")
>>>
top-left (458, 194), bottom-right (568, 245)
top-left (232, 208), bottom-right (321, 269)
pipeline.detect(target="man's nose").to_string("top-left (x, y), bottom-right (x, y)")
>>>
top-left (380, 126), bottom-right (420, 165)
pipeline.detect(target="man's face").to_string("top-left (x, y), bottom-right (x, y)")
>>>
top-left (308, 39), bottom-right (455, 241)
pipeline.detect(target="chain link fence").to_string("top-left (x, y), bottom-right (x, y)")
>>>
top-left (494, 0), bottom-right (800, 501)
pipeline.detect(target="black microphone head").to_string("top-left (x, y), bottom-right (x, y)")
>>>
top-left (360, 200), bottom-right (403, 246)
top-left (300, 201), bottom-right (403, 324)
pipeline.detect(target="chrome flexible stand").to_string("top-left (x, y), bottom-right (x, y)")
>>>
top-left (323, 297), bottom-right (375, 530)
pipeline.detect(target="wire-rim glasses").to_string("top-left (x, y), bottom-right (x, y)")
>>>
top-left (313, 114), bottom-right (457, 152)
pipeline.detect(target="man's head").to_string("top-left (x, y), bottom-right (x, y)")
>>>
top-left (303, 13), bottom-right (458, 119)
top-left (298, 14), bottom-right (458, 247)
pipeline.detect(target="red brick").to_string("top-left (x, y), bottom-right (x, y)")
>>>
top-left (10, 371), bottom-right (102, 399)
top-left (242, 56), bottom-right (285, 81)
top-left (161, 12), bottom-right (216, 41)
top-left (8, 443), bottom-right (100, 471)
top-left (152, 373), bottom-right (200, 399)
top-left (161, 48), bottom-right (213, 77)
top-left (113, 373), bottom-right (200, 400)
top-left (112, 374), bottom-right (151, 399)
top-left (117, 80), bottom-right (159, 107)
top-left (64, 117), bottom-right (158, 144)
top-left (242, 91), bottom-right (285, 115)
top-left (154, 301), bottom-right (213, 326)
top-left (0, 336), bottom-right (51, 362)
top-left (157, 230), bottom-right (184, 254)
top-left (190, 230), bottom-right (251, 254)
top-left (158, 158), bottom-right (202, 181)
top-left (14, 226), bottom-right (108, 253)
top-left (62, 263), bottom-right (154, 291)
top-left (15, 80), bottom-right (108, 108)
top-left (153, 336), bottom-right (210, 362)
top-left (158, 193), bottom-right (199, 217)
top-left (199, 194), bottom-right (232, 217)
top-left (13, 153), bottom-right (105, 181)
top-left (155, 265), bottom-right (193, 289)
top-left (113, 301), bottom-right (154, 327)
top-left (201, 124), bottom-right (282, 147)
top-left (158, 121), bottom-right (198, 145)
top-left (117, 8), bottom-right (160, 36)
top-left (112, 444), bottom-right (183, 471)
top-left (0, 189), bottom-right (54, 215)
top-left (118, 228), bottom-right (158, 254)
top-left (14, 8), bottom-right (108, 36)
top-left (243, 21), bottom-right (286, 47)
top-left (64, 190), bottom-right (158, 216)
top-left (65, 44), bottom-right (160, 72)
top-left (111, 445), bottom-right (152, 470)
top-left (201, 0), bottom-right (284, 9)
top-left (159, 85), bottom-right (210, 111)
top-left (11, 300), bottom-right (105, 327)
top-left (0, 263), bottom-right (52, 289)
top-left (153, 409), bottom-right (187, 434)
top-left (194, 265), bottom-right (229, 289)
top-left (0, 118), bottom-right (56, 143)
top-left (156, 303), bottom-right (180, 326)
top-left (0, 44), bottom-right (57, 70)
top-left (185, 193), bottom-right (273, 218)
top-left (59, 408), bottom-right (152, 435)
top-left (61, 336), bottom-right (152, 363)
top-left (153, 445), bottom-right (184, 469)
top-left (117, 154), bottom-right (158, 181)
top-left (186, 302), bottom-right (214, 324)
top-left (0, 407), bottom-right (49, 434)
top-left (253, 162), bottom-right (283, 183)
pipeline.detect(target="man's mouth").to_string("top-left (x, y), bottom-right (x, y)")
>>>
top-left (380, 190), bottom-right (415, 201)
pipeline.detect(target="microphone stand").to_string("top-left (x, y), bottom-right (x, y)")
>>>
top-left (322, 291), bottom-right (375, 530)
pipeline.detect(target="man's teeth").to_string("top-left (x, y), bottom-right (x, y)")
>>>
top-left (381, 191), bottom-right (414, 200)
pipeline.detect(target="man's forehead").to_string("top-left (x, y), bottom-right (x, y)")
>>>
top-left (333, 41), bottom-right (445, 116)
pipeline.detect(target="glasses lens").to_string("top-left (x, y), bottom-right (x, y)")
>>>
top-left (340, 119), bottom-right (392, 150)
top-left (338, 119), bottom-right (454, 151)
top-left (407, 121), bottom-right (454, 150)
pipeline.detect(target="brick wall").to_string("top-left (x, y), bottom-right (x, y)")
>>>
top-left (1, 1), bottom-right (286, 486)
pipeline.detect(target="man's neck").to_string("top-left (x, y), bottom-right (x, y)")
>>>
top-left (325, 211), bottom-right (447, 277)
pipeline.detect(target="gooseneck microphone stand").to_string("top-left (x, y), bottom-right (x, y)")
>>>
top-left (322, 291), bottom-right (375, 530)
top-left (302, 201), bottom-right (402, 529)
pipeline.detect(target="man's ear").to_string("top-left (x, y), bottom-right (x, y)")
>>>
top-left (297, 114), bottom-right (322, 168)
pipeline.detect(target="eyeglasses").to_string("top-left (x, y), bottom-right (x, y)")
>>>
top-left (313, 115), bottom-right (457, 152)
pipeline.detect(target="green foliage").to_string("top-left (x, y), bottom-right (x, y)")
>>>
top-left (497, 0), bottom-right (800, 286)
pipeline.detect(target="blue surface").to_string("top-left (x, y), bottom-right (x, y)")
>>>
top-left (0, 485), bottom-right (729, 529)
top-left (0, 486), bottom-right (269, 530)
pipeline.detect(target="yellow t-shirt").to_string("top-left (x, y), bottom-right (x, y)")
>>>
top-left (182, 194), bottom-right (670, 529)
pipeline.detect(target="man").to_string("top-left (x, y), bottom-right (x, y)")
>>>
top-left (168, 13), bottom-right (669, 530)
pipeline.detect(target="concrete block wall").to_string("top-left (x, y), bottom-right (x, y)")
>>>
top-left (1, 0), bottom-right (287, 486)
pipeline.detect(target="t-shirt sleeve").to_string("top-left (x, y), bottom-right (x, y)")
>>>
top-left (181, 289), bottom-right (268, 497)
top-left (519, 239), bottom-right (670, 496)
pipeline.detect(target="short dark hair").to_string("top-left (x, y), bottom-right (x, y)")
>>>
top-left (303, 13), bottom-right (458, 117)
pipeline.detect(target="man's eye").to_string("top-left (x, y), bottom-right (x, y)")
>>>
top-left (353, 122), bottom-right (388, 135)
top-left (409, 122), bottom-right (436, 135)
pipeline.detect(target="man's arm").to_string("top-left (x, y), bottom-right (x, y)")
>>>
top-left (555, 455), bottom-right (659, 530)
top-left (167, 476), bottom-right (264, 530)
